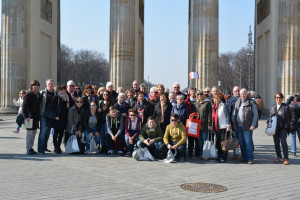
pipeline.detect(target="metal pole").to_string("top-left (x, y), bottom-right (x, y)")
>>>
top-left (248, 54), bottom-right (251, 90)
top-left (247, 25), bottom-right (253, 91)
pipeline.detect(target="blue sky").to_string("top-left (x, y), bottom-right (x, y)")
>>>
top-left (61, 0), bottom-right (254, 90)
top-left (0, 0), bottom-right (255, 90)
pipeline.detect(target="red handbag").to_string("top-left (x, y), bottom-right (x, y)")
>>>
top-left (185, 112), bottom-right (201, 138)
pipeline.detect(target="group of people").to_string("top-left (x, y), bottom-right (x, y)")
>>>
top-left (14, 78), bottom-right (299, 165)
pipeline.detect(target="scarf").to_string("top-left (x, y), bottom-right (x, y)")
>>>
top-left (58, 91), bottom-right (68, 102)
top-left (137, 101), bottom-right (144, 122)
top-left (161, 103), bottom-right (167, 123)
top-left (69, 90), bottom-right (76, 102)
top-left (149, 95), bottom-right (157, 102)
top-left (212, 104), bottom-right (219, 133)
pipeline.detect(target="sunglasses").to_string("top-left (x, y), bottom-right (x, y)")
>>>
top-left (276, 97), bottom-right (282, 99)
top-left (76, 101), bottom-right (83, 103)
top-left (130, 114), bottom-right (136, 117)
top-left (32, 84), bottom-right (40, 86)
top-left (171, 119), bottom-right (177, 122)
top-left (234, 90), bottom-right (240, 92)
top-left (173, 87), bottom-right (179, 88)
top-left (69, 85), bottom-right (75, 87)
top-left (197, 93), bottom-right (204, 96)
top-left (204, 91), bottom-right (209, 93)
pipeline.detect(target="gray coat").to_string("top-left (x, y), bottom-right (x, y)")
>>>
top-left (66, 105), bottom-right (85, 133)
top-left (232, 97), bottom-right (258, 131)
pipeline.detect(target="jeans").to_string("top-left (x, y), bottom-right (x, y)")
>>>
top-left (125, 130), bottom-right (138, 152)
top-left (38, 116), bottom-right (52, 152)
top-left (84, 129), bottom-right (100, 152)
top-left (232, 129), bottom-right (239, 156)
top-left (198, 131), bottom-right (208, 156)
top-left (100, 122), bottom-right (108, 147)
top-left (273, 129), bottom-right (288, 159)
top-left (237, 126), bottom-right (254, 161)
top-left (291, 128), bottom-right (300, 153)
top-left (137, 140), bottom-right (163, 155)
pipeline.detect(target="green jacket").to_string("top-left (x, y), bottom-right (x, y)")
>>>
top-left (139, 124), bottom-right (163, 142)
top-left (192, 98), bottom-right (212, 133)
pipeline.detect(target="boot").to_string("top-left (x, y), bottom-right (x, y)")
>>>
top-left (274, 157), bottom-right (282, 163)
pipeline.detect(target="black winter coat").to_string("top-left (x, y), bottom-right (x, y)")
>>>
top-left (153, 101), bottom-right (172, 132)
top-left (289, 102), bottom-right (300, 132)
top-left (270, 103), bottom-right (292, 132)
top-left (52, 95), bottom-right (70, 131)
top-left (83, 110), bottom-right (102, 133)
top-left (22, 91), bottom-right (41, 130)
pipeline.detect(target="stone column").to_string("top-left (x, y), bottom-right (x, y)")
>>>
top-left (0, 0), bottom-right (28, 113)
top-left (277, 0), bottom-right (300, 95)
top-left (110, 0), bottom-right (144, 90)
top-left (188, 0), bottom-right (219, 89)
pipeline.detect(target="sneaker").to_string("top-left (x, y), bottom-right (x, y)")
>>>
top-left (118, 151), bottom-right (124, 156)
top-left (125, 152), bottom-right (132, 157)
top-left (107, 150), bottom-right (115, 155)
top-left (283, 159), bottom-right (289, 165)
top-left (274, 157), bottom-right (282, 163)
top-left (219, 159), bottom-right (226, 163)
top-left (248, 160), bottom-right (253, 165)
top-left (86, 150), bottom-right (91, 155)
top-left (13, 129), bottom-right (19, 134)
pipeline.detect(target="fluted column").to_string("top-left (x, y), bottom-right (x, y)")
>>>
top-left (0, 0), bottom-right (27, 113)
top-left (277, 0), bottom-right (300, 95)
top-left (110, 0), bottom-right (144, 90)
top-left (188, 0), bottom-right (218, 90)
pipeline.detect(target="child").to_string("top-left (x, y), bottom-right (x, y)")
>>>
top-left (106, 106), bottom-right (124, 155)
top-left (13, 90), bottom-right (26, 133)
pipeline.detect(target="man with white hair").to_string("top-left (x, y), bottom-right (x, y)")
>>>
top-left (67, 80), bottom-right (78, 106)
top-left (106, 82), bottom-right (118, 104)
top-left (132, 80), bottom-right (140, 93)
top-left (172, 82), bottom-right (186, 99)
top-left (38, 79), bottom-right (57, 154)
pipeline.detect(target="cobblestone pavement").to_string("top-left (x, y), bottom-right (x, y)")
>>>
top-left (0, 114), bottom-right (300, 200)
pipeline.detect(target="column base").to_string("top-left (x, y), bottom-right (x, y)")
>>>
top-left (0, 107), bottom-right (18, 114)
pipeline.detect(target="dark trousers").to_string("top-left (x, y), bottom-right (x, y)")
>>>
top-left (188, 136), bottom-right (200, 156)
top-left (215, 129), bottom-right (229, 161)
top-left (53, 129), bottom-right (64, 150)
top-left (160, 141), bottom-right (186, 158)
top-left (273, 129), bottom-right (289, 160)
top-left (106, 133), bottom-right (124, 151)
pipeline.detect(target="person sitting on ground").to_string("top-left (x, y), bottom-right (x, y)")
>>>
top-left (83, 101), bottom-right (102, 154)
top-left (106, 106), bottom-right (124, 155)
top-left (160, 114), bottom-right (187, 162)
top-left (124, 108), bottom-right (142, 156)
top-left (137, 117), bottom-right (164, 158)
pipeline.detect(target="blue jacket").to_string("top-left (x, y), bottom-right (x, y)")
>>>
top-left (171, 102), bottom-right (189, 126)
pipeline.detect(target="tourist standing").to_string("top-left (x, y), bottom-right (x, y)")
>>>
top-left (270, 92), bottom-right (291, 165)
top-left (232, 88), bottom-right (258, 165)
top-left (22, 80), bottom-right (41, 155)
top-left (13, 90), bottom-right (26, 133)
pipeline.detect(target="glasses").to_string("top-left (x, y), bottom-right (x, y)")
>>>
top-left (171, 119), bottom-right (177, 122)
top-left (276, 97), bottom-right (282, 99)
top-left (69, 85), bottom-right (75, 87)
top-left (76, 101), bottom-right (83, 103)
top-left (75, 88), bottom-right (80, 90)
top-left (234, 90), bottom-right (240, 92)
top-left (32, 84), bottom-right (40, 86)
top-left (204, 91), bottom-right (209, 93)
top-left (130, 114), bottom-right (136, 117)
top-left (197, 93), bottom-right (204, 96)
top-left (173, 87), bottom-right (179, 88)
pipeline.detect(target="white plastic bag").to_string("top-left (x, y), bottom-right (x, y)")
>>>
top-left (202, 131), bottom-right (217, 159)
top-left (265, 115), bottom-right (277, 136)
top-left (164, 149), bottom-right (177, 163)
top-left (89, 136), bottom-right (97, 153)
top-left (133, 148), bottom-right (155, 161)
top-left (65, 135), bottom-right (80, 154)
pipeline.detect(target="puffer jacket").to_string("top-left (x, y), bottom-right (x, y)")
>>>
top-left (171, 102), bottom-right (189, 126)
top-left (270, 103), bottom-right (291, 132)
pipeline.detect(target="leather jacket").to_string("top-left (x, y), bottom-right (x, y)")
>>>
top-left (269, 103), bottom-right (291, 132)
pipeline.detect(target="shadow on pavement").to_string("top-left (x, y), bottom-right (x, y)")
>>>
top-left (0, 136), bottom-right (22, 139)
